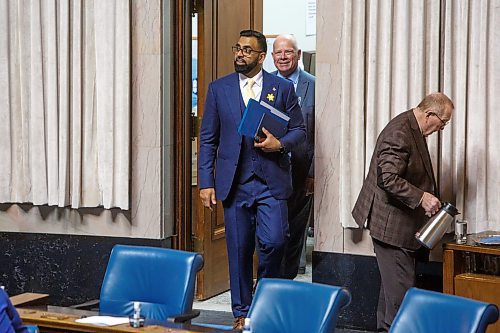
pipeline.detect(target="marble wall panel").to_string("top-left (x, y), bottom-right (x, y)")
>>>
top-left (315, 0), bottom-right (374, 255)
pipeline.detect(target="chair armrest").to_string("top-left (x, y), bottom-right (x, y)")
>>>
top-left (167, 309), bottom-right (200, 323)
top-left (69, 299), bottom-right (100, 311)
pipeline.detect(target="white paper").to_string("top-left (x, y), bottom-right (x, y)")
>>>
top-left (305, 0), bottom-right (316, 36)
top-left (75, 316), bottom-right (130, 326)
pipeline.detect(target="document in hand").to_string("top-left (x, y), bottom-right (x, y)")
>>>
top-left (238, 99), bottom-right (290, 141)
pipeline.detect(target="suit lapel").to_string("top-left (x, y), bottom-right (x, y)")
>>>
top-left (260, 71), bottom-right (278, 107)
top-left (407, 111), bottom-right (438, 193)
top-left (224, 73), bottom-right (243, 127)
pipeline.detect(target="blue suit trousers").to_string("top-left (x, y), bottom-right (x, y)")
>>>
top-left (223, 176), bottom-right (289, 317)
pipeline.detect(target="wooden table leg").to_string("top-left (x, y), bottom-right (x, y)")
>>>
top-left (443, 249), bottom-right (455, 294)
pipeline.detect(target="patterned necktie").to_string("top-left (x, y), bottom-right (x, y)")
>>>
top-left (243, 79), bottom-right (255, 106)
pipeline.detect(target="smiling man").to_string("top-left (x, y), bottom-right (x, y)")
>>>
top-left (272, 34), bottom-right (316, 279)
top-left (352, 92), bottom-right (454, 332)
top-left (198, 29), bottom-right (305, 330)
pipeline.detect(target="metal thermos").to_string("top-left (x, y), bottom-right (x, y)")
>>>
top-left (415, 202), bottom-right (460, 249)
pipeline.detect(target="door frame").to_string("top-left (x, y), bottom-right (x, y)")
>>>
top-left (172, 0), bottom-right (263, 299)
top-left (172, 0), bottom-right (193, 251)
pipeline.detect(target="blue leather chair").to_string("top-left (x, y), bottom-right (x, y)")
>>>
top-left (246, 278), bottom-right (351, 333)
top-left (98, 245), bottom-right (203, 322)
top-left (390, 288), bottom-right (499, 333)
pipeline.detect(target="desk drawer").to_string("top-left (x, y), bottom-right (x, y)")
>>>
top-left (455, 273), bottom-right (500, 333)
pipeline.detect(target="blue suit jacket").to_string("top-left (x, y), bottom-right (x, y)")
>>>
top-left (0, 289), bottom-right (28, 333)
top-left (198, 70), bottom-right (306, 201)
top-left (294, 69), bottom-right (315, 180)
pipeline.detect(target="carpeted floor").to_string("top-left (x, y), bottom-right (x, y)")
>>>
top-left (192, 309), bottom-right (234, 327)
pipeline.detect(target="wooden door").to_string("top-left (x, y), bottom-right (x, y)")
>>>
top-left (193, 0), bottom-right (263, 300)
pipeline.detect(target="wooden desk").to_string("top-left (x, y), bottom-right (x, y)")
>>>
top-left (18, 308), bottom-right (231, 333)
top-left (443, 242), bottom-right (500, 333)
top-left (10, 293), bottom-right (50, 307)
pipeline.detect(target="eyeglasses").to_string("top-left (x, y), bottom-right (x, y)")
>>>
top-left (273, 49), bottom-right (295, 57)
top-left (232, 45), bottom-right (264, 56)
top-left (430, 112), bottom-right (449, 127)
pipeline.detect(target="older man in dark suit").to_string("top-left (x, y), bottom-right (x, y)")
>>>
top-left (272, 34), bottom-right (316, 278)
top-left (352, 92), bottom-right (454, 332)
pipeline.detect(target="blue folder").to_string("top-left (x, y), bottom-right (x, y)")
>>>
top-left (238, 99), bottom-right (290, 141)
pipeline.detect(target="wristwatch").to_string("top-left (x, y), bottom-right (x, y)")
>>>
top-left (279, 141), bottom-right (286, 154)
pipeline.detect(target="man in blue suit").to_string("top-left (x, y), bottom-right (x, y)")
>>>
top-left (272, 34), bottom-right (315, 279)
top-left (198, 29), bottom-right (305, 329)
top-left (1, 288), bottom-right (29, 333)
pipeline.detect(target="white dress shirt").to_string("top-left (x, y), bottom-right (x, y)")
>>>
top-left (239, 70), bottom-right (263, 102)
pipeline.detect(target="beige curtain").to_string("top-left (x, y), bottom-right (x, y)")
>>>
top-left (0, 0), bottom-right (130, 209)
top-left (442, 0), bottom-right (500, 232)
top-left (340, 0), bottom-right (499, 232)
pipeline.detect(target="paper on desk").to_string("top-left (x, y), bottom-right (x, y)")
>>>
top-left (75, 316), bottom-right (129, 326)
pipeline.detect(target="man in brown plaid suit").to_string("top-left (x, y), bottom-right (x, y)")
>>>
top-left (352, 92), bottom-right (454, 332)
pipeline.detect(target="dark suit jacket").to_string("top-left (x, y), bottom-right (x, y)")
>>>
top-left (273, 69), bottom-right (315, 214)
top-left (292, 69), bottom-right (315, 181)
top-left (352, 110), bottom-right (437, 250)
top-left (198, 70), bottom-right (306, 201)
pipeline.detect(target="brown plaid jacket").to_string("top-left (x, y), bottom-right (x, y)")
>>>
top-left (352, 110), bottom-right (438, 250)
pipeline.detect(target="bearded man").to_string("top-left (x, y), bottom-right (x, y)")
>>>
top-left (198, 29), bottom-right (305, 329)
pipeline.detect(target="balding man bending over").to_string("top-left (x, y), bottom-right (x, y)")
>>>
top-left (352, 92), bottom-right (454, 332)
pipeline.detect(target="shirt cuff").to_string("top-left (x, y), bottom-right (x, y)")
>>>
top-left (418, 194), bottom-right (424, 206)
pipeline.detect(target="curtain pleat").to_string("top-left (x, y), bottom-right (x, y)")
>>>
top-left (42, 0), bottom-right (60, 206)
top-left (57, 0), bottom-right (70, 206)
top-left (0, 0), bottom-right (130, 209)
top-left (0, 0), bottom-right (12, 201)
top-left (29, 0), bottom-right (48, 205)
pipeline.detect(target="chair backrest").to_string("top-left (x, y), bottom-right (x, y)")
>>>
top-left (25, 326), bottom-right (39, 333)
top-left (99, 245), bottom-right (203, 321)
top-left (390, 288), bottom-right (499, 333)
top-left (247, 278), bottom-right (351, 333)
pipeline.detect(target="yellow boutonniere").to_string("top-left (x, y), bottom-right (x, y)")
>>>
top-left (267, 93), bottom-right (275, 102)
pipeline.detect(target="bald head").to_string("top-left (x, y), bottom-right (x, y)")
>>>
top-left (272, 34), bottom-right (301, 77)
top-left (414, 92), bottom-right (454, 136)
top-left (417, 92), bottom-right (454, 116)
top-left (273, 34), bottom-right (298, 51)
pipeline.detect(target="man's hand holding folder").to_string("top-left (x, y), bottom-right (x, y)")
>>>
top-left (254, 127), bottom-right (282, 152)
top-left (238, 99), bottom-right (290, 152)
